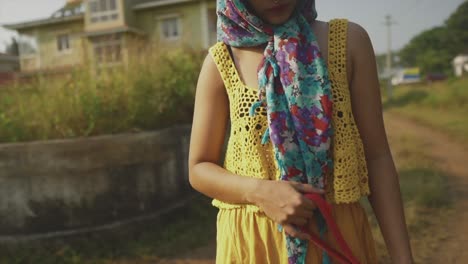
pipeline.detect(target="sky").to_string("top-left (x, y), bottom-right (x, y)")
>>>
top-left (0, 0), bottom-right (465, 54)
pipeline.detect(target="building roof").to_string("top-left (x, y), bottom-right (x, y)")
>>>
top-left (3, 0), bottom-right (201, 30)
top-left (133, 0), bottom-right (196, 10)
top-left (50, 0), bottom-right (85, 20)
top-left (83, 26), bottom-right (146, 37)
top-left (2, 1), bottom-right (84, 30)
top-left (3, 15), bottom-right (84, 30)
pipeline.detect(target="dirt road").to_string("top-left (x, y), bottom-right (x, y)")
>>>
top-left (384, 113), bottom-right (468, 263)
top-left (139, 113), bottom-right (468, 264)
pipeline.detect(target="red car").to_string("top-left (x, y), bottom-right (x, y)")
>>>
top-left (426, 73), bottom-right (447, 83)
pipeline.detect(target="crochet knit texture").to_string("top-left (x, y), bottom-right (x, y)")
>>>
top-left (209, 19), bottom-right (370, 211)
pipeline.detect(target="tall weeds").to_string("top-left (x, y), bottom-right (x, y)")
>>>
top-left (0, 45), bottom-right (204, 143)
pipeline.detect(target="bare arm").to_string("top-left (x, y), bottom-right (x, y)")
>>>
top-left (188, 54), bottom-right (261, 204)
top-left (346, 22), bottom-right (414, 263)
top-left (188, 54), bottom-right (323, 239)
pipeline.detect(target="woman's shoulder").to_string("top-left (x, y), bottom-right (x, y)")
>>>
top-left (320, 19), bottom-right (373, 58)
top-left (317, 19), bottom-right (374, 82)
top-left (196, 52), bottom-right (227, 99)
top-left (312, 18), bottom-right (372, 53)
top-left (345, 20), bottom-right (375, 82)
top-left (346, 20), bottom-right (373, 57)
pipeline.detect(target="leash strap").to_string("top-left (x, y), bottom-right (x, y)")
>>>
top-left (299, 193), bottom-right (361, 264)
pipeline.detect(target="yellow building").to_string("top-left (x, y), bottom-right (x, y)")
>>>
top-left (3, 0), bottom-right (217, 74)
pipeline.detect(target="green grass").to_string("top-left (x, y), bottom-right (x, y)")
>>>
top-left (383, 77), bottom-right (468, 144)
top-left (0, 195), bottom-right (218, 264)
top-left (0, 47), bottom-right (203, 143)
top-left (361, 132), bottom-right (453, 263)
top-left (360, 78), bottom-right (468, 262)
top-left (392, 137), bottom-right (454, 262)
top-left (399, 168), bottom-right (449, 209)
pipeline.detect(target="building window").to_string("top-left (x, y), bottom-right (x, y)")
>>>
top-left (160, 16), bottom-right (181, 40)
top-left (89, 0), bottom-right (119, 23)
top-left (57, 34), bottom-right (70, 52)
top-left (92, 34), bottom-right (122, 66)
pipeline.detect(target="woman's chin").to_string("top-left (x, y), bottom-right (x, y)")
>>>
top-left (263, 9), bottom-right (296, 26)
top-left (265, 15), bottom-right (292, 25)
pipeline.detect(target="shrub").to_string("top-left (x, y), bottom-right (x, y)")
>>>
top-left (0, 46), bottom-right (204, 143)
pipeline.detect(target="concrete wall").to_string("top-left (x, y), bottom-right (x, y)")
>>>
top-left (0, 54), bottom-right (18, 86)
top-left (0, 125), bottom-right (192, 236)
top-left (0, 54), bottom-right (19, 73)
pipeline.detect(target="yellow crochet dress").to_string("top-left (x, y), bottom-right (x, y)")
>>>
top-left (209, 19), bottom-right (377, 263)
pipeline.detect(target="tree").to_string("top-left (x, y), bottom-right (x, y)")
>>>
top-left (398, 1), bottom-right (468, 74)
top-left (399, 27), bottom-right (452, 73)
top-left (445, 0), bottom-right (468, 54)
top-left (4, 37), bottom-right (19, 56)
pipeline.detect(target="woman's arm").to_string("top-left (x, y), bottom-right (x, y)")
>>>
top-left (346, 22), bottom-right (414, 263)
top-left (188, 54), bottom-right (260, 204)
top-left (188, 54), bottom-right (322, 239)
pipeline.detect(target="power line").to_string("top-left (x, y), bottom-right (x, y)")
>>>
top-left (383, 14), bottom-right (397, 73)
top-left (383, 14), bottom-right (397, 99)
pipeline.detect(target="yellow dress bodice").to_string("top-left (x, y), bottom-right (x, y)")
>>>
top-left (208, 19), bottom-right (370, 210)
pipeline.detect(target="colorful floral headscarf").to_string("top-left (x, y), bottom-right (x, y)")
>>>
top-left (217, 1), bottom-right (333, 263)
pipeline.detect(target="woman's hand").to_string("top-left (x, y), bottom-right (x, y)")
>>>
top-left (251, 180), bottom-right (325, 240)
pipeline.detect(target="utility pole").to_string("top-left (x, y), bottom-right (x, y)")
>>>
top-left (383, 14), bottom-right (396, 100)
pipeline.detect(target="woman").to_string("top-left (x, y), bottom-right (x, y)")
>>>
top-left (188, 0), bottom-right (414, 263)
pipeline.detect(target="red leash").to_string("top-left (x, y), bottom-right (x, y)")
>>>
top-left (299, 193), bottom-right (361, 264)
